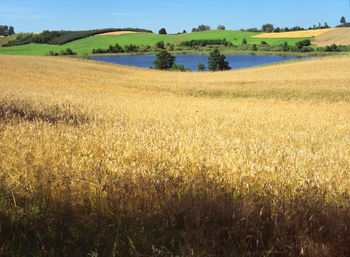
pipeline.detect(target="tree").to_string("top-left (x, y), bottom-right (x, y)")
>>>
top-left (156, 41), bottom-right (165, 49)
top-left (217, 25), bottom-right (225, 30)
top-left (262, 24), bottom-right (274, 32)
top-left (8, 26), bottom-right (15, 35)
top-left (242, 38), bottom-right (247, 45)
top-left (183, 30), bottom-right (187, 34)
top-left (153, 50), bottom-right (175, 70)
top-left (197, 61), bottom-right (206, 71)
top-left (324, 22), bottom-right (329, 29)
top-left (282, 42), bottom-right (289, 52)
top-left (208, 48), bottom-right (231, 71)
top-left (341, 16), bottom-right (347, 25)
top-left (159, 28), bottom-right (167, 35)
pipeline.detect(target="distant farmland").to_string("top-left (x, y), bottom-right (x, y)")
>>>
top-left (253, 28), bottom-right (334, 38)
top-left (0, 30), bottom-right (312, 56)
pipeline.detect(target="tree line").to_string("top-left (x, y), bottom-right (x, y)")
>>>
top-left (0, 25), bottom-right (15, 36)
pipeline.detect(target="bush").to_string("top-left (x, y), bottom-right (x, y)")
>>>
top-left (282, 42), bottom-right (289, 52)
top-left (197, 62), bottom-right (206, 71)
top-left (192, 25), bottom-right (211, 32)
top-left (208, 48), bottom-right (231, 71)
top-left (153, 50), bottom-right (176, 70)
top-left (296, 39), bottom-right (311, 49)
top-left (180, 39), bottom-right (232, 47)
top-left (124, 44), bottom-right (139, 53)
top-left (261, 41), bottom-right (268, 45)
top-left (171, 63), bottom-right (190, 72)
top-left (251, 44), bottom-right (258, 51)
top-left (242, 38), bottom-right (247, 45)
top-left (48, 48), bottom-right (77, 56)
top-left (156, 41), bottom-right (165, 49)
top-left (159, 28), bottom-right (167, 35)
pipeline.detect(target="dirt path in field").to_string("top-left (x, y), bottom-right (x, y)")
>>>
top-left (95, 31), bottom-right (140, 36)
top-left (313, 28), bottom-right (350, 46)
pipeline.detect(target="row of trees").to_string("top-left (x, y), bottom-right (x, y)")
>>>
top-left (0, 25), bottom-right (15, 36)
top-left (153, 48), bottom-right (230, 71)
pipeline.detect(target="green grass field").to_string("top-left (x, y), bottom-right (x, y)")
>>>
top-left (0, 30), bottom-right (311, 56)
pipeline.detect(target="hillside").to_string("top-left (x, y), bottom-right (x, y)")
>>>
top-left (0, 54), bottom-right (350, 256)
top-left (0, 30), bottom-right (311, 56)
top-left (312, 27), bottom-right (350, 46)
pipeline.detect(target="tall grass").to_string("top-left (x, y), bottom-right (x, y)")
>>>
top-left (0, 55), bottom-right (350, 256)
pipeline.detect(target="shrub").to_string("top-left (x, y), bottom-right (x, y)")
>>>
top-left (192, 25), bottom-right (211, 32)
top-left (48, 48), bottom-right (77, 56)
top-left (180, 39), bottom-right (232, 47)
top-left (261, 41), bottom-right (268, 45)
top-left (156, 41), bottom-right (165, 49)
top-left (296, 39), bottom-right (311, 49)
top-left (197, 62), bottom-right (206, 71)
top-left (153, 50), bottom-right (176, 70)
top-left (124, 44), bottom-right (139, 53)
top-left (282, 42), bottom-right (289, 52)
top-left (208, 48), bottom-right (231, 71)
top-left (171, 63), bottom-right (190, 72)
top-left (159, 28), bottom-right (167, 35)
top-left (242, 38), bottom-right (247, 45)
top-left (251, 44), bottom-right (258, 51)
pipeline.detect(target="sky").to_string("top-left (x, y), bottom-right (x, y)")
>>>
top-left (1, 0), bottom-right (350, 33)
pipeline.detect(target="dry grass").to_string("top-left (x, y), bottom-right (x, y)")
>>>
top-left (253, 28), bottom-right (335, 39)
top-left (0, 55), bottom-right (350, 256)
top-left (313, 27), bottom-right (350, 46)
top-left (95, 31), bottom-right (140, 36)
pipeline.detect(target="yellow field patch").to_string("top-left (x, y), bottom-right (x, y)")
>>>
top-left (253, 28), bottom-right (335, 38)
top-left (95, 31), bottom-right (140, 36)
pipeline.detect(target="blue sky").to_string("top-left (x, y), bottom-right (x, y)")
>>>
top-left (1, 0), bottom-right (349, 33)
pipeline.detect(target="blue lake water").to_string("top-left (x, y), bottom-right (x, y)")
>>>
top-left (92, 54), bottom-right (310, 71)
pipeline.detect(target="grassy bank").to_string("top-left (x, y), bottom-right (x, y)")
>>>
top-left (0, 55), bottom-right (350, 256)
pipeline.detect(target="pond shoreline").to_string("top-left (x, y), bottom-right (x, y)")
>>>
top-left (90, 54), bottom-right (313, 71)
top-left (85, 50), bottom-right (346, 58)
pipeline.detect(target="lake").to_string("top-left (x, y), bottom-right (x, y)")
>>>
top-left (92, 54), bottom-right (310, 71)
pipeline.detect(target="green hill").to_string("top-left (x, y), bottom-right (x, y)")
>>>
top-left (0, 30), bottom-right (311, 56)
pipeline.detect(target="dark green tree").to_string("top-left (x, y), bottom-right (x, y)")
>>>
top-left (156, 41), bottom-right (165, 49)
top-left (341, 16), bottom-right (347, 25)
top-left (8, 26), bottom-right (15, 35)
top-left (217, 25), bottom-right (225, 30)
top-left (153, 50), bottom-right (175, 70)
top-left (242, 38), bottom-right (247, 45)
top-left (262, 24), bottom-right (274, 32)
top-left (282, 42), bottom-right (289, 52)
top-left (207, 48), bottom-right (231, 71)
top-left (159, 28), bottom-right (167, 34)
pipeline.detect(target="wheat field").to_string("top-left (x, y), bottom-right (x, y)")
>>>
top-left (253, 28), bottom-right (335, 39)
top-left (0, 55), bottom-right (350, 256)
top-left (95, 31), bottom-right (140, 36)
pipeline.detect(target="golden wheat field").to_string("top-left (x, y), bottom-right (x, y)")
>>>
top-left (95, 31), bottom-right (140, 36)
top-left (0, 55), bottom-right (350, 256)
top-left (253, 28), bottom-right (335, 38)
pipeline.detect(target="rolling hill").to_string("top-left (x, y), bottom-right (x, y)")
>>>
top-left (0, 30), bottom-right (312, 56)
